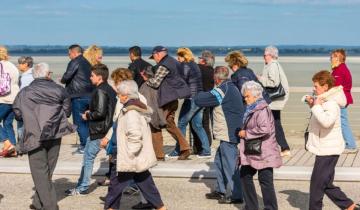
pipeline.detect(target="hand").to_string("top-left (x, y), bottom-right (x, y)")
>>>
top-left (81, 110), bottom-right (90, 120)
top-left (140, 71), bottom-right (148, 81)
top-left (238, 130), bottom-right (246, 138)
top-left (305, 96), bottom-right (314, 107)
top-left (100, 137), bottom-right (109, 149)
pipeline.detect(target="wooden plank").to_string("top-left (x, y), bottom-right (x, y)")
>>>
top-left (294, 151), bottom-right (313, 166)
top-left (352, 151), bottom-right (360, 167)
top-left (342, 153), bottom-right (357, 167)
top-left (304, 154), bottom-right (316, 166)
top-left (336, 154), bottom-right (347, 167)
top-left (282, 148), bottom-right (300, 165)
top-left (285, 149), bottom-right (307, 166)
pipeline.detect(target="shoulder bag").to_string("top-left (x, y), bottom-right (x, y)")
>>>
top-left (243, 113), bottom-right (262, 155)
top-left (0, 62), bottom-right (11, 96)
top-left (264, 63), bottom-right (285, 100)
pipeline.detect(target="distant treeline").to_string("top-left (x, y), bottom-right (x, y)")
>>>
top-left (6, 45), bottom-right (360, 56)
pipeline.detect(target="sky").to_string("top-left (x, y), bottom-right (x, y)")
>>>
top-left (2, 0), bottom-right (360, 46)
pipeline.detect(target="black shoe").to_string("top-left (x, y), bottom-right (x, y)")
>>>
top-left (131, 202), bottom-right (155, 209)
top-left (205, 191), bottom-right (225, 200)
top-left (29, 204), bottom-right (37, 210)
top-left (99, 196), bottom-right (106, 202)
top-left (218, 196), bottom-right (244, 204)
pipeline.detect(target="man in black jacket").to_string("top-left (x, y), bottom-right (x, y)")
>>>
top-left (128, 46), bottom-right (152, 87)
top-left (13, 63), bottom-right (76, 210)
top-left (61, 44), bottom-right (94, 154)
top-left (65, 64), bottom-right (117, 196)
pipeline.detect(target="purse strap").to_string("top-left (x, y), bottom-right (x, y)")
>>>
top-left (305, 112), bottom-right (312, 132)
top-left (274, 62), bottom-right (282, 86)
top-left (0, 62), bottom-right (3, 75)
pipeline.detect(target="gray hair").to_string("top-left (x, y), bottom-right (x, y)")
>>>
top-left (264, 45), bottom-right (279, 59)
top-left (18, 56), bottom-right (34, 68)
top-left (32, 63), bottom-right (50, 78)
top-left (117, 80), bottom-right (139, 99)
top-left (241, 81), bottom-right (263, 98)
top-left (214, 66), bottom-right (229, 80)
top-left (201, 50), bottom-right (215, 67)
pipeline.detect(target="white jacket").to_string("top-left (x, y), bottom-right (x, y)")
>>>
top-left (116, 104), bottom-right (157, 173)
top-left (0, 60), bottom-right (19, 104)
top-left (259, 60), bottom-right (289, 110)
top-left (306, 86), bottom-right (346, 156)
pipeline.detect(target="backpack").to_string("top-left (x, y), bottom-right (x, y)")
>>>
top-left (0, 62), bottom-right (11, 96)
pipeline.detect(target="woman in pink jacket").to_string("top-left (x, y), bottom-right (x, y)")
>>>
top-left (238, 81), bottom-right (282, 210)
top-left (330, 49), bottom-right (357, 153)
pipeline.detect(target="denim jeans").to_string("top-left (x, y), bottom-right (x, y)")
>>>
top-left (177, 99), bottom-right (210, 154)
top-left (341, 108), bottom-right (357, 149)
top-left (0, 103), bottom-right (16, 145)
top-left (76, 138), bottom-right (101, 192)
top-left (17, 121), bottom-right (24, 143)
top-left (71, 97), bottom-right (90, 147)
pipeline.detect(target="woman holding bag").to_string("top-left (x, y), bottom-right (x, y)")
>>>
top-left (238, 81), bottom-right (282, 210)
top-left (258, 45), bottom-right (290, 157)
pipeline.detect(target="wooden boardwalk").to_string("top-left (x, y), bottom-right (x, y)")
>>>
top-left (163, 147), bottom-right (360, 167)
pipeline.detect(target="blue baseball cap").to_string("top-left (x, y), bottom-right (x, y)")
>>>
top-left (149, 46), bottom-right (168, 59)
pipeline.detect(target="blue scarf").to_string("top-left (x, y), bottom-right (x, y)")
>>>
top-left (242, 98), bottom-right (265, 126)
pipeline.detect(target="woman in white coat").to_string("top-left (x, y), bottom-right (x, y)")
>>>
top-left (104, 80), bottom-right (166, 210)
top-left (305, 70), bottom-right (359, 210)
top-left (258, 45), bottom-right (290, 157)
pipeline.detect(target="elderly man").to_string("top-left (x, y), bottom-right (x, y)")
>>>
top-left (13, 63), bottom-right (75, 210)
top-left (194, 66), bottom-right (244, 204)
top-left (191, 50), bottom-right (215, 153)
top-left (141, 46), bottom-right (191, 160)
top-left (61, 44), bottom-right (93, 154)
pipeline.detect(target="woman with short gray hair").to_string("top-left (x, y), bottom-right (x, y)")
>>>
top-left (105, 79), bottom-right (166, 210)
top-left (258, 45), bottom-right (291, 157)
top-left (238, 81), bottom-right (282, 210)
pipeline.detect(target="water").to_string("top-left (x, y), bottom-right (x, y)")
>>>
top-left (9, 56), bottom-right (360, 87)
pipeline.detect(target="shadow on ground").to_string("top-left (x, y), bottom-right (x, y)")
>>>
top-left (0, 194), bottom-right (3, 203)
top-left (280, 190), bottom-right (309, 209)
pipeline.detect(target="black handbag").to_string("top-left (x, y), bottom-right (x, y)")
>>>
top-left (242, 113), bottom-right (262, 155)
top-left (244, 138), bottom-right (262, 155)
top-left (264, 63), bottom-right (285, 100)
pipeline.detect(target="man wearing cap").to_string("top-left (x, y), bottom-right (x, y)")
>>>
top-left (141, 46), bottom-right (191, 160)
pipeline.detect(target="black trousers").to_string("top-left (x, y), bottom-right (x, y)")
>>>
top-left (28, 139), bottom-right (61, 210)
top-left (105, 167), bottom-right (163, 209)
top-left (240, 165), bottom-right (278, 210)
top-left (191, 107), bottom-right (212, 153)
top-left (310, 155), bottom-right (353, 210)
top-left (271, 110), bottom-right (290, 151)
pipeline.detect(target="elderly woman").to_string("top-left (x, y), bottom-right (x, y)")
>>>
top-left (258, 45), bottom-right (290, 157)
top-left (168, 47), bottom-right (211, 158)
top-left (305, 70), bottom-right (359, 210)
top-left (0, 46), bottom-right (19, 157)
top-left (84, 45), bottom-right (103, 66)
top-left (225, 50), bottom-right (271, 104)
top-left (104, 80), bottom-right (166, 210)
top-left (238, 81), bottom-right (282, 210)
top-left (330, 49), bottom-right (357, 153)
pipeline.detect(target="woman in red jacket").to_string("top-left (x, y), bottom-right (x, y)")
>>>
top-left (330, 49), bottom-right (357, 153)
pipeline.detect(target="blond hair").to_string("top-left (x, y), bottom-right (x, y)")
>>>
top-left (177, 47), bottom-right (194, 62)
top-left (0, 46), bottom-right (9, 61)
top-left (84, 45), bottom-right (103, 66)
top-left (225, 50), bottom-right (248, 68)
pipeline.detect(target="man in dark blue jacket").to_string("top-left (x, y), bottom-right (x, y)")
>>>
top-left (61, 44), bottom-right (94, 154)
top-left (194, 66), bottom-right (244, 204)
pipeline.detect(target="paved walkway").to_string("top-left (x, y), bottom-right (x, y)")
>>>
top-left (1, 140), bottom-right (360, 182)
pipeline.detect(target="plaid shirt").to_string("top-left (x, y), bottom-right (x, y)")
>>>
top-left (146, 65), bottom-right (169, 88)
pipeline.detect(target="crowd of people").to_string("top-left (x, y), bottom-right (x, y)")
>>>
top-left (0, 44), bottom-right (359, 209)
